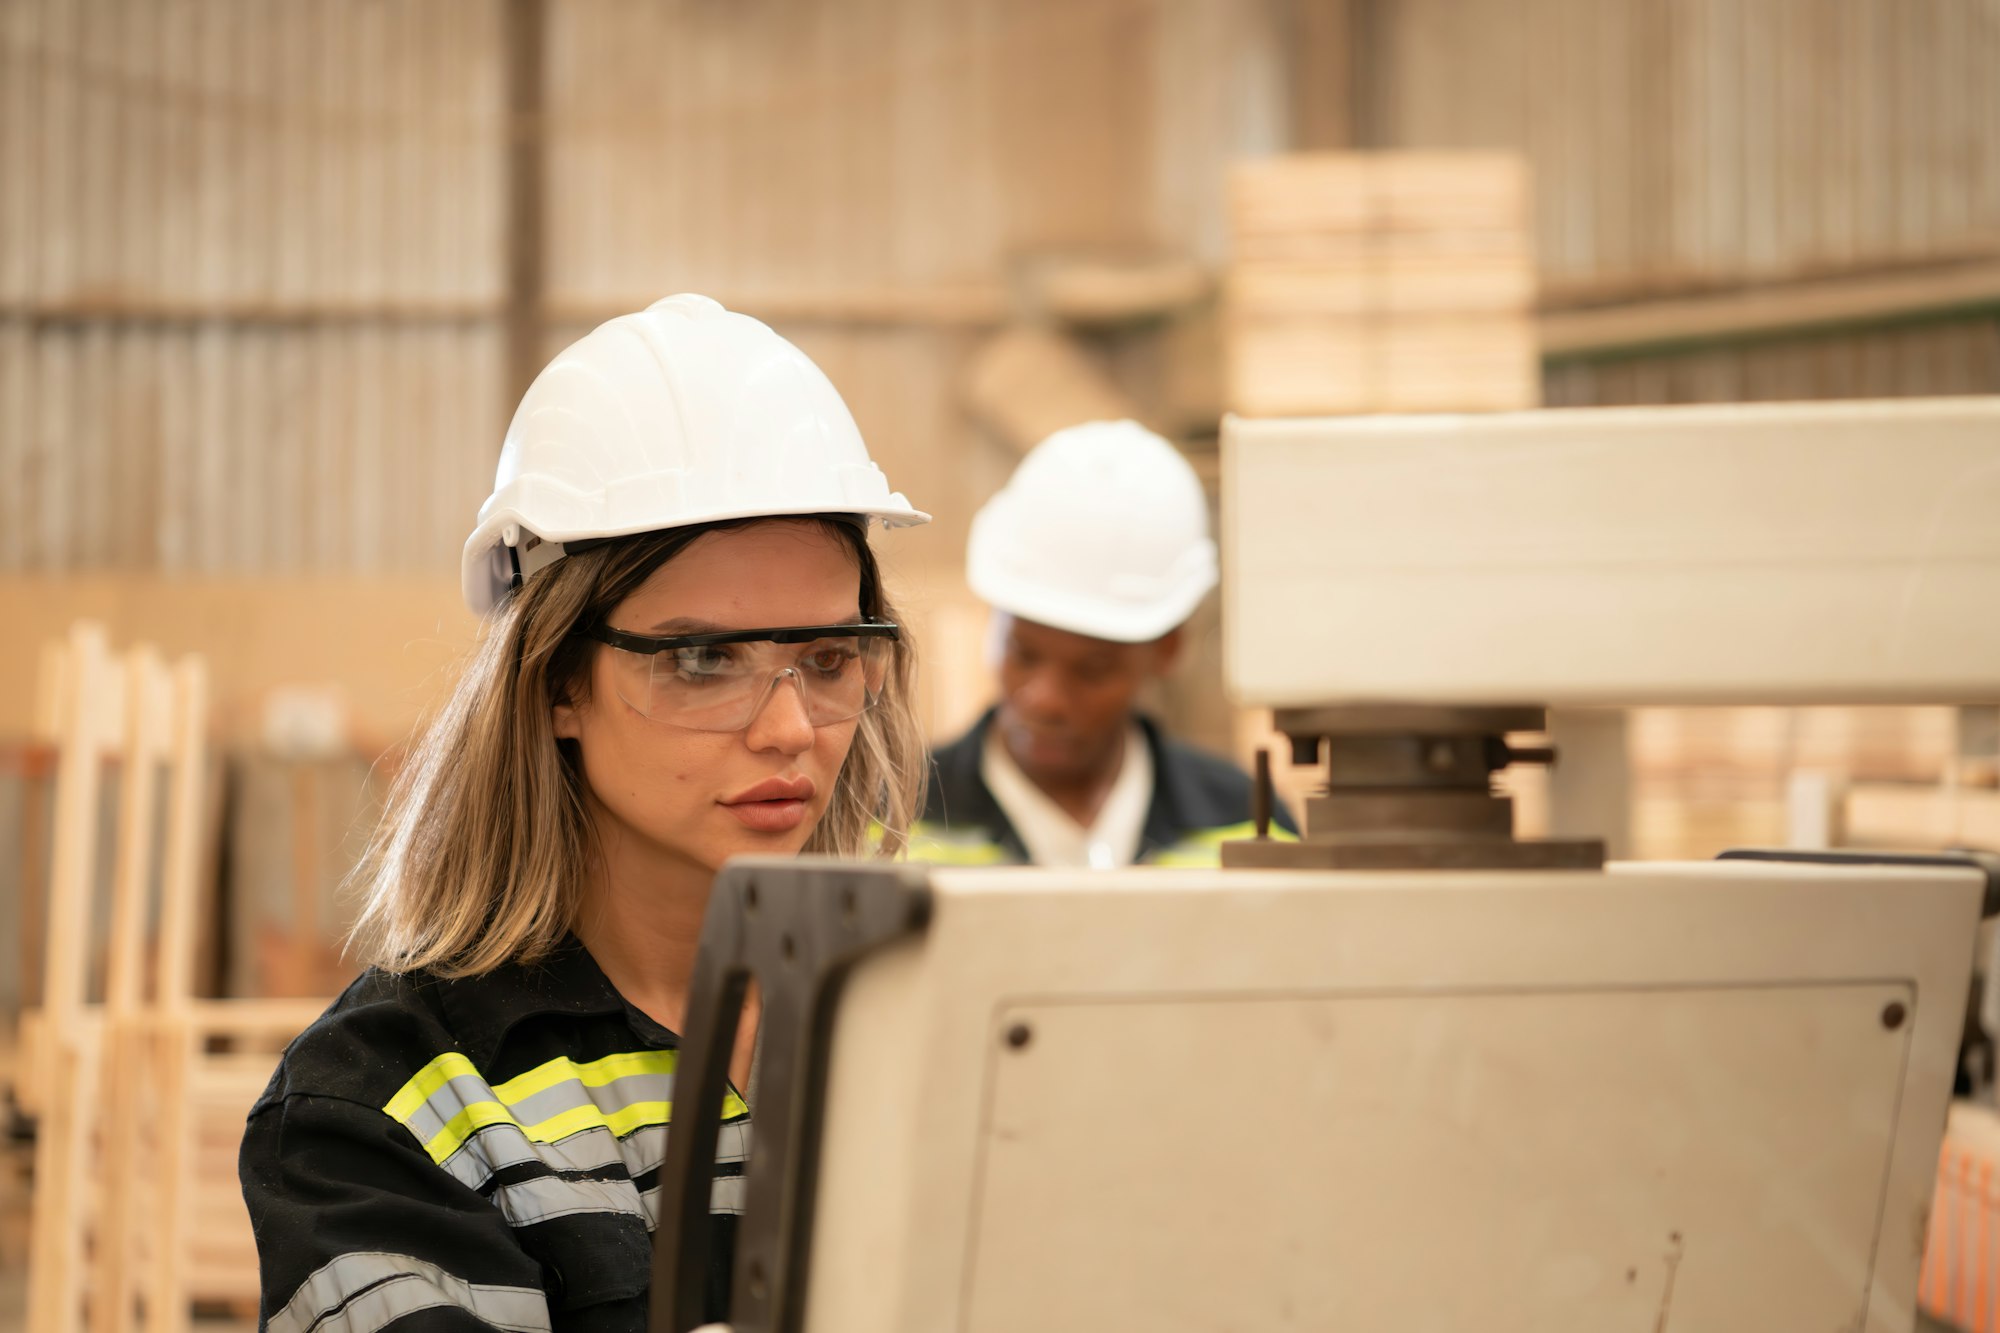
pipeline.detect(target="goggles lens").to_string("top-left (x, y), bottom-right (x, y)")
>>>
top-left (587, 623), bottom-right (897, 733)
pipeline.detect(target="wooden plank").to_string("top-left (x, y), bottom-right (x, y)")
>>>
top-left (961, 328), bottom-right (1144, 455)
top-left (95, 645), bottom-right (171, 1333)
top-left (26, 1020), bottom-right (103, 1333)
top-left (1847, 783), bottom-right (2000, 852)
top-left (1015, 255), bottom-right (1212, 325)
top-left (36, 621), bottom-right (111, 1034)
top-left (0, 573), bottom-right (478, 750)
top-left (103, 647), bottom-right (165, 1018)
top-left (1227, 150), bottom-right (1537, 415)
top-left (153, 655), bottom-right (206, 1012)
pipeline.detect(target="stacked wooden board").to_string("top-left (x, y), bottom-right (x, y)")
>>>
top-left (1226, 153), bottom-right (1538, 415)
top-left (1921, 1100), bottom-right (2000, 1332)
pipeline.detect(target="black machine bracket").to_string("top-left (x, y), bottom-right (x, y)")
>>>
top-left (648, 858), bottom-right (933, 1333)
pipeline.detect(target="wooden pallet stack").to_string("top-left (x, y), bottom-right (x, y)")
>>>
top-left (1226, 153), bottom-right (1538, 416)
top-left (21, 622), bottom-right (327, 1333)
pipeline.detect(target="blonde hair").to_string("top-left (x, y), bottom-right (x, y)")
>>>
top-left (349, 517), bottom-right (924, 977)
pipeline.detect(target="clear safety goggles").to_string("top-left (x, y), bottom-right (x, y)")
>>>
top-left (582, 621), bottom-right (900, 732)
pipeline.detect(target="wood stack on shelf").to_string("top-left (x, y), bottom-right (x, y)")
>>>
top-left (1226, 152), bottom-right (1538, 416)
top-left (1620, 706), bottom-right (1970, 861)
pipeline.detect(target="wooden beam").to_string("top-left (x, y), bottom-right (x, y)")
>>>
top-left (1286, 0), bottom-right (1355, 151)
top-left (1017, 256), bottom-right (1213, 326)
top-left (1539, 258), bottom-right (2000, 360)
top-left (0, 299), bottom-right (500, 327)
top-left (502, 0), bottom-right (547, 404)
top-left (541, 284), bottom-right (1012, 330)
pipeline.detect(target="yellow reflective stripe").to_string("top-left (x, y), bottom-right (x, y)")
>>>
top-left (906, 819), bottom-right (1012, 866)
top-left (1145, 820), bottom-right (1300, 867)
top-left (1178, 820), bottom-right (1298, 847)
top-left (490, 1049), bottom-right (675, 1105)
top-left (388, 1049), bottom-right (750, 1168)
top-left (384, 1051), bottom-right (481, 1122)
top-left (910, 842), bottom-right (1012, 866)
top-left (424, 1101), bottom-right (524, 1164)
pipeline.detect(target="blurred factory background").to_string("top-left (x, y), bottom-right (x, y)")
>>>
top-left (0, 1), bottom-right (1997, 1326)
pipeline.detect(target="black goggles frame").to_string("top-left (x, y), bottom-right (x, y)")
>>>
top-left (582, 620), bottom-right (902, 656)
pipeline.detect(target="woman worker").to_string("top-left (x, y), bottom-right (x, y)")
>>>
top-left (239, 294), bottom-right (927, 1332)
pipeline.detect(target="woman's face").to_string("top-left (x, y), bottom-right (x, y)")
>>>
top-left (554, 519), bottom-right (868, 877)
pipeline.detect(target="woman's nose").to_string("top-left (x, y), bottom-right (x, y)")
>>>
top-left (744, 669), bottom-right (816, 753)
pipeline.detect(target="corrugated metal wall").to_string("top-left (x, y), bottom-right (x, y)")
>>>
top-left (3, 0), bottom-right (1996, 558)
top-left (543, 0), bottom-right (1282, 303)
top-left (1366, 0), bottom-right (2000, 296)
top-left (0, 0), bottom-right (507, 574)
top-left (0, 0), bottom-right (1289, 578)
top-left (538, 0), bottom-right (1284, 574)
top-left (1360, 0), bottom-right (2000, 405)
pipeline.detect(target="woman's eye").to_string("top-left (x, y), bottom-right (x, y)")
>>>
top-left (803, 645), bottom-right (858, 676)
top-left (671, 645), bottom-right (738, 679)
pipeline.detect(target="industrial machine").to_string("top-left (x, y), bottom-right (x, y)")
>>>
top-left (651, 397), bottom-right (2000, 1333)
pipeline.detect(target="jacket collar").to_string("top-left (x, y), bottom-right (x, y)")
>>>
top-left (436, 934), bottom-right (674, 1069)
top-left (929, 707), bottom-right (1028, 860)
top-left (941, 706), bottom-right (1193, 860)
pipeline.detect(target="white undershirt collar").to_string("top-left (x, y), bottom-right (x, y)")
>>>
top-left (981, 721), bottom-right (1152, 868)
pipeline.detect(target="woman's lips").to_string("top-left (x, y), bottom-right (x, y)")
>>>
top-left (721, 775), bottom-right (815, 833)
top-left (722, 797), bottom-right (809, 833)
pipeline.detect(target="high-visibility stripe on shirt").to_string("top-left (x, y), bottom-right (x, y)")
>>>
top-left (903, 818), bottom-right (1013, 865)
top-left (266, 1251), bottom-right (551, 1333)
top-left (383, 1048), bottom-right (752, 1223)
top-left (385, 1049), bottom-right (749, 1167)
top-left (1144, 819), bottom-right (1300, 867)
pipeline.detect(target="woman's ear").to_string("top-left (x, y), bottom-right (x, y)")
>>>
top-left (553, 691), bottom-right (583, 740)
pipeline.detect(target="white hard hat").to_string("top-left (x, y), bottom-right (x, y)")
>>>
top-left (462, 293), bottom-right (929, 614)
top-left (966, 419), bottom-right (1217, 643)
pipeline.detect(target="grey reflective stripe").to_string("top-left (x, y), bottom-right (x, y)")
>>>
top-left (435, 1113), bottom-right (751, 1195)
top-left (488, 1174), bottom-right (648, 1228)
top-left (269, 1252), bottom-right (549, 1333)
top-left (396, 1072), bottom-right (502, 1153)
top-left (433, 1122), bottom-right (628, 1192)
top-left (638, 1173), bottom-right (747, 1229)
top-left (507, 1072), bottom-right (673, 1128)
top-left (483, 1120), bottom-right (750, 1229)
top-left (708, 1173), bottom-right (748, 1215)
top-left (715, 1117), bottom-right (752, 1165)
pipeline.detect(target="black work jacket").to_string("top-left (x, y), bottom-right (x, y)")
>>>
top-left (239, 939), bottom-right (747, 1333)
top-left (912, 708), bottom-right (1297, 866)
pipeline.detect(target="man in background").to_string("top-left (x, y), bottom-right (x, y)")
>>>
top-left (914, 420), bottom-right (1296, 868)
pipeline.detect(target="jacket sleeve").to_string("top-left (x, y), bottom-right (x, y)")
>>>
top-left (240, 1086), bottom-right (552, 1333)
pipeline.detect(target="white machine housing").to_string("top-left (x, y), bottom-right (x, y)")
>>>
top-left (802, 862), bottom-right (1979, 1331)
top-left (1223, 397), bottom-right (2000, 707)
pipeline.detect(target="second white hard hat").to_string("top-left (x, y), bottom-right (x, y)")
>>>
top-left (462, 293), bottom-right (928, 614)
top-left (966, 419), bottom-right (1217, 643)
